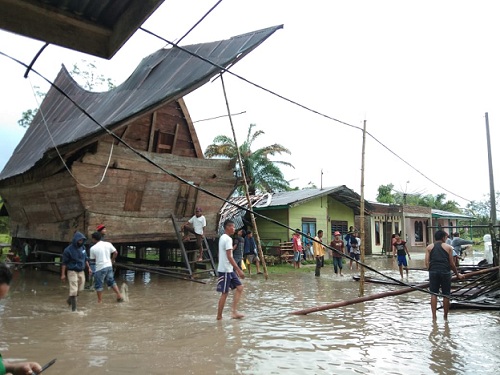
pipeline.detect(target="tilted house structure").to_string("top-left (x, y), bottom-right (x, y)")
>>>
top-left (0, 26), bottom-right (282, 261)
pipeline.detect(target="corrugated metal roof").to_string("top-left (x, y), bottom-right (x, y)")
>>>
top-left (254, 187), bottom-right (342, 208)
top-left (0, 25), bottom-right (283, 181)
top-left (432, 209), bottom-right (475, 220)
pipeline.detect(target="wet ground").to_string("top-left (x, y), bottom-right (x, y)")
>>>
top-left (0, 251), bottom-right (498, 374)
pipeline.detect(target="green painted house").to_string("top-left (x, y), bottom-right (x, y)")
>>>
top-left (219, 186), bottom-right (372, 249)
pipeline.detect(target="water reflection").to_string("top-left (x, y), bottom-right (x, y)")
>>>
top-left (0, 253), bottom-right (498, 374)
top-left (428, 322), bottom-right (460, 375)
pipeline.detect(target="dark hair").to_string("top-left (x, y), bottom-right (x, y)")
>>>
top-left (223, 219), bottom-right (235, 228)
top-left (317, 230), bottom-right (323, 235)
top-left (0, 263), bottom-right (13, 285)
top-left (434, 230), bottom-right (448, 241)
top-left (246, 230), bottom-right (252, 235)
top-left (453, 232), bottom-right (460, 237)
top-left (91, 231), bottom-right (102, 241)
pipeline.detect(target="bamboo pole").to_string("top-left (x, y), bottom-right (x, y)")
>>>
top-left (290, 266), bottom-right (499, 315)
top-left (220, 74), bottom-right (268, 279)
top-left (484, 113), bottom-right (499, 273)
top-left (359, 119), bottom-right (367, 297)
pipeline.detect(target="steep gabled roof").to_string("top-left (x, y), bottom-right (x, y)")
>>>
top-left (0, 25), bottom-right (282, 181)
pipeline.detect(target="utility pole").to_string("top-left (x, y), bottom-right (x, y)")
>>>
top-left (220, 74), bottom-right (268, 279)
top-left (485, 112), bottom-right (499, 270)
top-left (359, 120), bottom-right (367, 297)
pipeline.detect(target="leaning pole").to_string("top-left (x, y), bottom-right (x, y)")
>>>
top-left (290, 266), bottom-right (499, 315)
top-left (220, 74), bottom-right (268, 279)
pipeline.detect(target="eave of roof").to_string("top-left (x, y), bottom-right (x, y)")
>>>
top-left (0, 0), bottom-right (165, 59)
top-left (0, 25), bottom-right (283, 182)
top-left (432, 209), bottom-right (475, 220)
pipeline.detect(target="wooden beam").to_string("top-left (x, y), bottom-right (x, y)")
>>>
top-left (0, 0), bottom-right (111, 58)
top-left (147, 111), bottom-right (158, 152)
top-left (178, 98), bottom-right (203, 158)
top-left (290, 266), bottom-right (500, 315)
top-left (171, 123), bottom-right (179, 154)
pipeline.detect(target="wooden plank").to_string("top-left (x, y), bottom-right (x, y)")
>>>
top-left (147, 111), bottom-right (157, 152)
top-left (178, 98), bottom-right (203, 158)
top-left (171, 123), bottom-right (179, 154)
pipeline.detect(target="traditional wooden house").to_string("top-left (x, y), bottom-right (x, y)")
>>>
top-left (219, 186), bottom-right (373, 254)
top-left (0, 26), bottom-right (282, 275)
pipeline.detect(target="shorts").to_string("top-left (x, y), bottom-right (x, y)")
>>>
top-left (216, 272), bottom-right (242, 293)
top-left (350, 252), bottom-right (360, 261)
top-left (293, 251), bottom-right (302, 262)
top-left (397, 255), bottom-right (408, 267)
top-left (245, 254), bottom-right (259, 264)
top-left (94, 266), bottom-right (117, 292)
top-left (429, 271), bottom-right (451, 296)
top-left (67, 270), bottom-right (85, 296)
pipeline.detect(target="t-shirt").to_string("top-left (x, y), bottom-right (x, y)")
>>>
top-left (350, 237), bottom-right (361, 254)
top-left (394, 241), bottom-right (407, 256)
top-left (330, 239), bottom-right (344, 258)
top-left (0, 353), bottom-right (6, 375)
top-left (188, 215), bottom-right (206, 235)
top-left (90, 241), bottom-right (117, 272)
top-left (218, 233), bottom-right (234, 273)
top-left (292, 235), bottom-right (303, 252)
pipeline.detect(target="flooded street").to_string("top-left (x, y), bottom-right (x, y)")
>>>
top-left (1, 252), bottom-right (498, 374)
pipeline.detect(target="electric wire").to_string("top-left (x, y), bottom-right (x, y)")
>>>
top-left (139, 26), bottom-right (473, 203)
top-left (28, 77), bottom-right (114, 189)
top-left (0, 49), bottom-right (476, 300)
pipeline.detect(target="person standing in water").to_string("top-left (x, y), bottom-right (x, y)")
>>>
top-left (425, 230), bottom-right (464, 321)
top-left (216, 219), bottom-right (245, 320)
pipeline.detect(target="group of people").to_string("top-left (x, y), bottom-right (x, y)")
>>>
top-left (291, 227), bottom-right (361, 277)
top-left (60, 224), bottom-right (123, 312)
top-left (233, 229), bottom-right (262, 275)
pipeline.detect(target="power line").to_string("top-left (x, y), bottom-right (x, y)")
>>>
top-left (139, 26), bottom-right (473, 203)
top-left (0, 49), bottom-right (467, 300)
top-left (176, 0), bottom-right (224, 44)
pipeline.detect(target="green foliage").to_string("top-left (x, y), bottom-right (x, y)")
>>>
top-left (70, 60), bottom-right (116, 91)
top-left (466, 191), bottom-right (500, 218)
top-left (205, 124), bottom-right (294, 195)
top-left (376, 183), bottom-right (460, 212)
top-left (376, 183), bottom-right (395, 204)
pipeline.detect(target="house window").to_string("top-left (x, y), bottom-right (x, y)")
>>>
top-left (414, 221), bottom-right (423, 242)
top-left (375, 221), bottom-right (381, 246)
top-left (394, 222), bottom-right (400, 236)
top-left (331, 220), bottom-right (348, 237)
top-left (302, 218), bottom-right (316, 242)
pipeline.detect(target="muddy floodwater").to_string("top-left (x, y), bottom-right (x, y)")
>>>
top-left (1, 252), bottom-right (498, 374)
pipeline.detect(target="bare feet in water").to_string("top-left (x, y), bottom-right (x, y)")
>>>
top-left (231, 312), bottom-right (244, 319)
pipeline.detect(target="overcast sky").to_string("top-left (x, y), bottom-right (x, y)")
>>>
top-left (1, 0), bottom-right (499, 210)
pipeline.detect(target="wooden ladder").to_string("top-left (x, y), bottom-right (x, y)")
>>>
top-left (170, 214), bottom-right (217, 277)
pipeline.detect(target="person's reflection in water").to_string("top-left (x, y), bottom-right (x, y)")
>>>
top-left (428, 322), bottom-right (461, 375)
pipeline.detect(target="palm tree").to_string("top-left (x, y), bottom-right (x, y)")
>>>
top-left (204, 124), bottom-right (294, 195)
